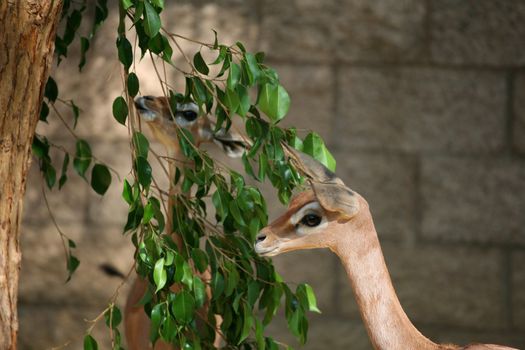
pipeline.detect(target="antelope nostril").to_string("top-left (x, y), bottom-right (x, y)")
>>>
top-left (143, 95), bottom-right (154, 101)
top-left (255, 233), bottom-right (267, 244)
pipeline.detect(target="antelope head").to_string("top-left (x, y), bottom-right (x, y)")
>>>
top-left (254, 146), bottom-right (363, 256)
top-left (134, 95), bottom-right (248, 157)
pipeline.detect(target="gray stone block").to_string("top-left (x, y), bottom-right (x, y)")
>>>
top-left (334, 151), bottom-right (417, 242)
top-left (19, 221), bottom-right (134, 305)
top-left (259, 0), bottom-right (336, 63)
top-left (260, 0), bottom-right (427, 63)
top-left (334, 0), bottom-right (427, 63)
top-left (339, 242), bottom-right (505, 328)
top-left (336, 67), bottom-right (506, 153)
top-left (85, 140), bottom-right (133, 227)
top-left (274, 64), bottom-right (335, 142)
top-left (430, 0), bottom-right (525, 66)
top-left (23, 159), bottom-right (89, 225)
top-left (513, 73), bottom-right (525, 154)
top-left (421, 156), bottom-right (525, 244)
top-left (512, 251), bottom-right (525, 330)
top-left (18, 304), bottom-right (115, 350)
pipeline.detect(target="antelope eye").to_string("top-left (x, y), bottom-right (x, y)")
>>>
top-left (181, 110), bottom-right (198, 121)
top-left (300, 213), bottom-right (322, 227)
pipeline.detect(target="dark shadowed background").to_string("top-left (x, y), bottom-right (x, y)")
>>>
top-left (19, 1), bottom-right (525, 349)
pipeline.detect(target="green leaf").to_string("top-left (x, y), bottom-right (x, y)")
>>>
top-left (150, 303), bottom-right (162, 342)
top-left (172, 291), bottom-right (195, 324)
top-left (116, 37), bottom-right (133, 71)
top-left (63, 9), bottom-right (82, 45)
top-left (181, 261), bottom-right (193, 288)
top-left (79, 37), bottom-right (90, 71)
top-left (122, 179), bottom-right (133, 204)
top-left (297, 283), bottom-right (321, 313)
top-left (236, 41), bottom-right (246, 53)
top-left (127, 72), bottom-right (140, 97)
top-left (104, 305), bottom-right (122, 329)
top-left (193, 51), bottom-right (209, 75)
top-left (71, 100), bottom-right (80, 128)
top-left (255, 319), bottom-right (265, 350)
top-left (45, 77), bottom-right (58, 102)
top-left (238, 302), bottom-right (253, 344)
top-left (244, 53), bottom-right (260, 85)
top-left (227, 63), bottom-right (241, 90)
top-left (142, 201), bottom-right (155, 224)
top-left (32, 135), bottom-right (49, 159)
top-left (153, 258), bottom-right (167, 292)
top-left (83, 334), bottom-right (98, 350)
top-left (164, 251), bottom-right (175, 266)
top-left (190, 77), bottom-right (208, 105)
top-left (151, 0), bottom-right (164, 9)
top-left (224, 267), bottom-right (239, 297)
top-left (174, 255), bottom-right (193, 288)
top-left (257, 83), bottom-right (290, 122)
top-left (287, 308), bottom-right (302, 340)
top-left (193, 276), bottom-right (206, 308)
top-left (258, 152), bottom-right (268, 181)
top-left (229, 200), bottom-right (245, 227)
top-left (112, 96), bottom-right (128, 125)
top-left (248, 217), bottom-right (261, 241)
top-left (90, 164), bottom-right (111, 195)
top-left (211, 272), bottom-right (225, 299)
top-left (73, 139), bottom-right (92, 179)
top-left (43, 162), bottom-right (56, 189)
top-left (247, 280), bottom-right (261, 307)
top-left (224, 88), bottom-right (239, 115)
top-left (191, 248), bottom-right (208, 273)
top-left (40, 101), bottom-right (49, 122)
top-left (212, 29), bottom-right (218, 49)
top-left (236, 85), bottom-right (250, 117)
top-left (121, 0), bottom-right (133, 10)
top-left (135, 156), bottom-right (152, 189)
top-left (302, 132), bottom-right (336, 172)
top-left (58, 153), bottom-right (69, 189)
top-left (132, 131), bottom-right (149, 158)
top-left (66, 254), bottom-right (80, 282)
top-left (143, 1), bottom-right (161, 38)
top-left (212, 190), bottom-right (227, 222)
top-left (212, 45), bottom-right (227, 65)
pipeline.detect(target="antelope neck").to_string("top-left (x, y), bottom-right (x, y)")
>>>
top-left (330, 208), bottom-right (441, 350)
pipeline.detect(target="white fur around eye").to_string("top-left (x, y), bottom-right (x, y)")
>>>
top-left (174, 102), bottom-right (200, 127)
top-left (290, 201), bottom-right (327, 235)
top-left (175, 115), bottom-right (196, 127)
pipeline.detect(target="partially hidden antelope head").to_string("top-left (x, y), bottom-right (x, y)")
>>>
top-left (125, 95), bottom-right (248, 350)
top-left (134, 95), bottom-right (248, 158)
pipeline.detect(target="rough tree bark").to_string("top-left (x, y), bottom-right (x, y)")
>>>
top-left (0, 1), bottom-right (62, 349)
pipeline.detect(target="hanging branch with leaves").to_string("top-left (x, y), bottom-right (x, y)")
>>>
top-left (34, 0), bottom-right (336, 349)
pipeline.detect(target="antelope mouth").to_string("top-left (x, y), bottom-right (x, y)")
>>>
top-left (254, 244), bottom-right (279, 257)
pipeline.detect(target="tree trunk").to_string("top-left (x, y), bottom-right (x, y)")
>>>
top-left (0, 1), bottom-right (62, 349)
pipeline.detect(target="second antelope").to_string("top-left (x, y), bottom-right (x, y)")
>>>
top-left (254, 145), bottom-right (517, 350)
top-left (127, 95), bottom-right (247, 349)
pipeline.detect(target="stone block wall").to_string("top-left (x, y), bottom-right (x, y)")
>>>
top-left (18, 1), bottom-right (525, 349)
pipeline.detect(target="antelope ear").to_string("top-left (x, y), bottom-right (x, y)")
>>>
top-left (282, 143), bottom-right (342, 184)
top-left (312, 182), bottom-right (360, 218)
top-left (205, 122), bottom-right (250, 158)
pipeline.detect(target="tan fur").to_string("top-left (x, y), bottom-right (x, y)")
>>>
top-left (255, 151), bottom-right (518, 350)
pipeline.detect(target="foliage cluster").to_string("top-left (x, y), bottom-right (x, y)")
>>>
top-left (34, 0), bottom-right (335, 349)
